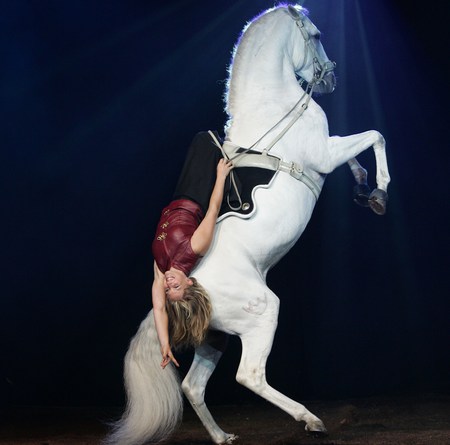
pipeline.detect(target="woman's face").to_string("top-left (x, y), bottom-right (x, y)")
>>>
top-left (164, 269), bottom-right (192, 301)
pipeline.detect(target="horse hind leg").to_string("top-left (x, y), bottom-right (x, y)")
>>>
top-left (182, 330), bottom-right (238, 444)
top-left (236, 300), bottom-right (327, 436)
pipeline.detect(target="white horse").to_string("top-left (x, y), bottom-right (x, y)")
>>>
top-left (105, 4), bottom-right (390, 445)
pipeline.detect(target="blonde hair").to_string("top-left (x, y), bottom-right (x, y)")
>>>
top-left (165, 277), bottom-right (212, 349)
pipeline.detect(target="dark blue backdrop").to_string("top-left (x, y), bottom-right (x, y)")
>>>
top-left (2, 0), bottom-right (449, 407)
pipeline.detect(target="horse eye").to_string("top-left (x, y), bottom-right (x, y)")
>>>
top-left (314, 33), bottom-right (321, 40)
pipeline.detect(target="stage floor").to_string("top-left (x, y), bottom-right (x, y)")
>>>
top-left (1, 393), bottom-right (449, 445)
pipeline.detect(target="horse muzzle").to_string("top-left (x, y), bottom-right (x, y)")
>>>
top-left (314, 70), bottom-right (336, 94)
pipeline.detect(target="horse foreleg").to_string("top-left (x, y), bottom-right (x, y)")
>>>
top-left (182, 331), bottom-right (237, 444)
top-left (326, 131), bottom-right (391, 215)
top-left (370, 136), bottom-right (391, 214)
top-left (236, 318), bottom-right (327, 436)
top-left (347, 158), bottom-right (371, 207)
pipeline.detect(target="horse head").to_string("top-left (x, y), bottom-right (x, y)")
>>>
top-left (287, 5), bottom-right (336, 94)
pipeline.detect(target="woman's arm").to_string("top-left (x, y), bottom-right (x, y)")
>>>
top-left (152, 261), bottom-right (179, 369)
top-left (190, 158), bottom-right (233, 256)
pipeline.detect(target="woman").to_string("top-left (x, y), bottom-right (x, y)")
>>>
top-left (151, 132), bottom-right (233, 369)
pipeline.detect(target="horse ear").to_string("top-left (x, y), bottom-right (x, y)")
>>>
top-left (287, 5), bottom-right (302, 21)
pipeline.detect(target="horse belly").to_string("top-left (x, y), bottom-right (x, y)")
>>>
top-left (230, 175), bottom-right (313, 244)
top-left (193, 173), bottom-right (315, 318)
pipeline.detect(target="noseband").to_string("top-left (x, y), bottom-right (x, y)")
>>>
top-left (294, 15), bottom-right (336, 90)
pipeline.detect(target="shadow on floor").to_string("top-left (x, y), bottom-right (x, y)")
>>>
top-left (1, 393), bottom-right (449, 444)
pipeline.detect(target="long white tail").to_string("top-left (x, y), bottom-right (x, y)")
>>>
top-left (104, 310), bottom-right (183, 445)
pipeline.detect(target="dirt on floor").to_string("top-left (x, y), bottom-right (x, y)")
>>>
top-left (1, 393), bottom-right (449, 445)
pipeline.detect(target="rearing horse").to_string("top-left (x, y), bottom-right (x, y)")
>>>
top-left (105, 4), bottom-right (390, 445)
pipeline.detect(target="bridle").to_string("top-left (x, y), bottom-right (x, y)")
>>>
top-left (294, 15), bottom-right (336, 92)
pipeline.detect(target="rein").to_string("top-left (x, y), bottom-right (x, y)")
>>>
top-left (215, 9), bottom-right (336, 208)
top-left (228, 12), bottom-right (336, 160)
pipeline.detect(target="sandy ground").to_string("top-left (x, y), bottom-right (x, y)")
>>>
top-left (1, 393), bottom-right (449, 445)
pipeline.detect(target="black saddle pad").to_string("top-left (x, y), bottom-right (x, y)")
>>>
top-left (173, 131), bottom-right (275, 218)
top-left (219, 165), bottom-right (275, 218)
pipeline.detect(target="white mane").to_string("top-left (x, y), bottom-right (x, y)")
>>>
top-left (223, 4), bottom-right (308, 120)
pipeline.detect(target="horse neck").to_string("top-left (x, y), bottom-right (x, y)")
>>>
top-left (225, 14), bottom-right (305, 148)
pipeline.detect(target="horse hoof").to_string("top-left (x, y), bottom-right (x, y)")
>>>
top-left (307, 430), bottom-right (329, 438)
top-left (353, 184), bottom-right (371, 207)
top-left (221, 434), bottom-right (238, 444)
top-left (305, 420), bottom-right (328, 437)
top-left (369, 189), bottom-right (388, 215)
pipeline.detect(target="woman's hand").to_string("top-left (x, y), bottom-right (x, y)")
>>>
top-left (216, 158), bottom-right (233, 180)
top-left (160, 343), bottom-right (180, 369)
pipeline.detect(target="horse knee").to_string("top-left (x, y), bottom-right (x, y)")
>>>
top-left (182, 379), bottom-right (205, 405)
top-left (350, 164), bottom-right (368, 184)
top-left (236, 367), bottom-right (266, 392)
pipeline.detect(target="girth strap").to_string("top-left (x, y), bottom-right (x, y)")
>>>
top-left (209, 131), bottom-right (321, 201)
